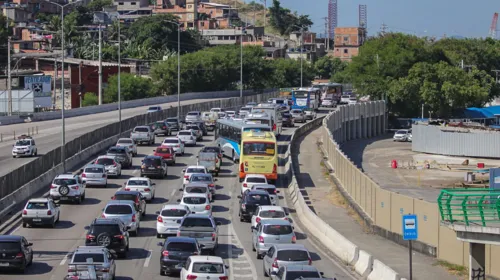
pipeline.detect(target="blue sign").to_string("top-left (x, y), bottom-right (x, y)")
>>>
top-left (402, 214), bottom-right (418, 241)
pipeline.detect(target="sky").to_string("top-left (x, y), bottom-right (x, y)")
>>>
top-left (264, 0), bottom-right (500, 38)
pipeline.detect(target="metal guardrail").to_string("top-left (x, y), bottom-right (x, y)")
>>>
top-left (438, 189), bottom-right (500, 226)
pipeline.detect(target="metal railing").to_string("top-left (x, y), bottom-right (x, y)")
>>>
top-left (438, 189), bottom-right (500, 226)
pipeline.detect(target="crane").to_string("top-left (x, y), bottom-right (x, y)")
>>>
top-left (489, 12), bottom-right (498, 38)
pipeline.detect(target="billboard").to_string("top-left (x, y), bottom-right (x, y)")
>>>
top-left (24, 75), bottom-right (52, 108)
top-left (0, 90), bottom-right (35, 114)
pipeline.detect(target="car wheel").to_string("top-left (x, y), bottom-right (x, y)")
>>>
top-left (263, 266), bottom-right (269, 277)
top-left (76, 196), bottom-right (82, 204)
top-left (82, 192), bottom-right (86, 200)
top-left (22, 223), bottom-right (27, 228)
top-left (50, 217), bottom-right (56, 228)
top-left (256, 251), bottom-right (262, 259)
top-left (252, 243), bottom-right (256, 252)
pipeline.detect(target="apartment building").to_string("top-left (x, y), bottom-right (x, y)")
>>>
top-left (332, 27), bottom-right (366, 61)
top-left (286, 31), bottom-right (324, 62)
top-left (114, 0), bottom-right (152, 21)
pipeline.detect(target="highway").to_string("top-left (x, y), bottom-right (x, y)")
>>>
top-left (0, 98), bottom-right (231, 178)
top-left (0, 121), bottom-right (358, 280)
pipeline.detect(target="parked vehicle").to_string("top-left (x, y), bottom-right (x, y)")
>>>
top-left (101, 200), bottom-right (141, 236)
top-left (238, 190), bottom-right (272, 222)
top-left (12, 135), bottom-right (37, 158)
top-left (66, 246), bottom-right (116, 280)
top-left (178, 193), bottom-right (212, 215)
top-left (263, 244), bottom-right (312, 276)
top-left (116, 138), bottom-right (137, 156)
top-left (140, 155), bottom-right (168, 179)
top-left (166, 117), bottom-right (181, 131)
top-left (156, 205), bottom-right (190, 238)
top-left (162, 137), bottom-right (185, 155)
top-left (81, 164), bottom-right (109, 186)
top-left (393, 129), bottom-right (411, 142)
top-left (251, 205), bottom-right (289, 229)
top-left (185, 111), bottom-right (202, 123)
top-left (94, 156), bottom-right (121, 178)
top-left (106, 146), bottom-right (132, 169)
top-left (22, 198), bottom-right (60, 228)
top-left (177, 130), bottom-right (197, 146)
top-left (151, 121), bottom-right (172, 136)
top-left (123, 177), bottom-right (156, 201)
top-left (180, 256), bottom-right (228, 280)
top-left (176, 214), bottom-right (221, 255)
top-left (153, 146), bottom-right (176, 165)
top-left (0, 235), bottom-right (33, 273)
top-left (130, 126), bottom-right (155, 145)
top-left (111, 190), bottom-right (146, 216)
top-left (197, 149), bottom-right (221, 176)
top-left (251, 219), bottom-right (296, 259)
top-left (158, 237), bottom-right (202, 276)
top-left (49, 174), bottom-right (86, 204)
top-left (84, 218), bottom-right (130, 258)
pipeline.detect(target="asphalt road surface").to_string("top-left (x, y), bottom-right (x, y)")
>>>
top-left (0, 120), bottom-right (358, 280)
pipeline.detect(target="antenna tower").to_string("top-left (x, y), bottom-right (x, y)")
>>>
top-left (359, 4), bottom-right (367, 28)
top-left (328, 0), bottom-right (337, 39)
top-left (489, 12), bottom-right (498, 38)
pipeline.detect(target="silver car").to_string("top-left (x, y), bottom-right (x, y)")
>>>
top-left (251, 184), bottom-right (280, 205)
top-left (263, 244), bottom-right (312, 276)
top-left (252, 219), bottom-right (296, 259)
top-left (116, 138), bottom-right (137, 156)
top-left (290, 109), bottom-right (306, 123)
top-left (270, 264), bottom-right (324, 280)
top-left (185, 111), bottom-right (202, 123)
top-left (66, 246), bottom-right (116, 280)
top-left (81, 164), bottom-right (108, 187)
top-left (177, 130), bottom-right (197, 146)
top-left (304, 110), bottom-right (316, 120)
top-left (94, 156), bottom-right (122, 178)
top-left (101, 200), bottom-right (141, 236)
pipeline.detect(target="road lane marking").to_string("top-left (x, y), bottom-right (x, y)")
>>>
top-left (143, 250), bottom-right (153, 267)
top-left (59, 253), bottom-right (70, 266)
top-left (170, 189), bottom-right (176, 197)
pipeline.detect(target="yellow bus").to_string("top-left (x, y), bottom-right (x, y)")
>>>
top-left (239, 130), bottom-right (278, 183)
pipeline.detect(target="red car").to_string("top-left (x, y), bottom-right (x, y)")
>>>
top-left (153, 147), bottom-right (176, 165)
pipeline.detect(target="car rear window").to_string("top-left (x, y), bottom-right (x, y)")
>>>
top-left (178, 131), bottom-right (191, 136)
top-left (108, 148), bottom-right (126, 154)
top-left (183, 197), bottom-right (207, 205)
top-left (0, 242), bottom-right (20, 251)
top-left (202, 147), bottom-right (219, 153)
top-left (114, 194), bottom-right (137, 201)
top-left (260, 210), bottom-right (285, 218)
top-left (26, 202), bottom-right (48, 209)
top-left (156, 148), bottom-right (172, 153)
top-left (96, 158), bottom-right (114, 166)
top-left (291, 110), bottom-right (302, 113)
top-left (167, 118), bottom-right (178, 122)
top-left (105, 205), bottom-right (133, 214)
top-left (247, 177), bottom-right (266, 183)
top-left (127, 180), bottom-right (148, 186)
top-left (190, 175), bottom-right (211, 182)
top-left (117, 139), bottom-right (133, 144)
top-left (245, 119), bottom-right (270, 125)
top-left (187, 168), bottom-right (206, 173)
top-left (186, 186), bottom-right (208, 194)
top-left (285, 271), bottom-right (320, 280)
top-left (182, 217), bottom-right (213, 227)
top-left (85, 167), bottom-right (104, 173)
top-left (248, 194), bottom-right (271, 204)
top-left (263, 224), bottom-right (293, 235)
top-left (53, 179), bottom-right (77, 185)
top-left (89, 224), bottom-right (121, 235)
top-left (143, 158), bottom-right (161, 165)
top-left (148, 107), bottom-right (160, 110)
top-left (187, 112), bottom-right (199, 116)
top-left (167, 242), bottom-right (196, 252)
top-left (192, 263), bottom-right (224, 273)
top-left (73, 253), bottom-right (105, 263)
top-left (163, 139), bottom-right (179, 144)
top-left (255, 187), bottom-right (277, 195)
top-left (134, 127), bottom-right (149, 132)
top-left (187, 126), bottom-right (199, 130)
top-left (277, 249), bottom-right (309, 261)
top-left (161, 209), bottom-right (187, 217)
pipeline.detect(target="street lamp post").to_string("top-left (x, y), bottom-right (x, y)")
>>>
top-left (163, 20), bottom-right (181, 120)
top-left (293, 24), bottom-right (308, 88)
top-left (117, 20), bottom-right (121, 134)
top-left (45, 0), bottom-right (82, 172)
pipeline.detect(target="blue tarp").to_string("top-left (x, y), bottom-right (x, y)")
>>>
top-left (463, 106), bottom-right (500, 119)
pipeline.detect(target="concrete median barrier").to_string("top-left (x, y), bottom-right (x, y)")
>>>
top-left (354, 250), bottom-right (374, 277)
top-left (367, 259), bottom-right (400, 280)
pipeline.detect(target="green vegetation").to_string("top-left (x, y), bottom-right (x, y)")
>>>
top-left (333, 33), bottom-right (500, 117)
top-left (268, 0), bottom-right (313, 36)
top-left (314, 56), bottom-right (348, 80)
top-left (433, 260), bottom-right (468, 277)
top-left (104, 73), bottom-right (156, 103)
top-left (82, 92), bottom-right (99, 107)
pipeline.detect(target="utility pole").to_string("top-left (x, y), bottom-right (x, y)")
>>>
top-left (263, 0), bottom-right (266, 29)
top-left (492, 70), bottom-right (500, 84)
top-left (118, 19), bottom-right (122, 134)
top-left (53, 59), bottom-right (57, 107)
top-left (300, 27), bottom-right (304, 87)
top-left (79, 62), bottom-right (82, 107)
top-left (327, 16), bottom-right (330, 51)
top-left (323, 17), bottom-right (328, 51)
top-left (380, 23), bottom-right (388, 36)
top-left (7, 37), bottom-right (11, 116)
top-left (98, 24), bottom-right (103, 105)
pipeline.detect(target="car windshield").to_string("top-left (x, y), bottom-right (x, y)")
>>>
top-left (241, 107), bottom-right (251, 111)
top-left (148, 107), bottom-right (160, 111)
top-left (53, 179), bottom-right (77, 185)
top-left (89, 224), bottom-right (121, 235)
top-left (143, 158), bottom-right (161, 166)
top-left (187, 112), bottom-right (199, 116)
top-left (396, 130), bottom-right (408, 134)
top-left (182, 218), bottom-right (212, 227)
top-left (114, 194), bottom-right (137, 201)
top-left (167, 242), bottom-right (196, 252)
top-left (134, 127), bottom-right (149, 132)
top-left (202, 147), bottom-right (219, 153)
top-left (167, 118), bottom-right (178, 122)
top-left (190, 175), bottom-right (211, 182)
top-left (277, 250), bottom-right (309, 261)
top-left (73, 253), bottom-right (105, 263)
top-left (163, 139), bottom-right (179, 144)
top-left (96, 158), bottom-right (114, 166)
top-left (260, 210), bottom-right (285, 218)
top-left (187, 168), bottom-right (206, 173)
top-left (263, 224), bottom-right (293, 235)
top-left (85, 167), bottom-right (104, 173)
top-left (186, 186), bottom-right (208, 194)
top-left (127, 180), bottom-right (148, 186)
top-left (156, 148), bottom-right (172, 153)
top-left (15, 140), bottom-right (30, 146)
top-left (183, 197), bottom-right (207, 204)
top-left (108, 148), bottom-right (126, 154)
top-left (282, 113), bottom-right (291, 118)
top-left (247, 177), bottom-right (266, 183)
top-left (192, 263), bottom-right (224, 273)
top-left (105, 205), bottom-right (133, 215)
top-left (291, 110), bottom-right (302, 114)
top-left (26, 202), bottom-right (48, 209)
top-left (285, 271), bottom-right (320, 280)
top-left (0, 242), bottom-right (20, 251)
top-left (178, 131), bottom-right (192, 136)
top-left (161, 209), bottom-right (187, 217)
top-left (118, 139), bottom-right (133, 144)
top-left (242, 142), bottom-right (275, 156)
top-left (248, 194), bottom-right (270, 204)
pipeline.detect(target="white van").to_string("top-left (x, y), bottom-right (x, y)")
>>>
top-left (249, 107), bottom-right (282, 136)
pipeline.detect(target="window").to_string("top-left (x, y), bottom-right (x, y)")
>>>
top-left (188, 14), bottom-right (193, 20)
top-left (96, 158), bottom-right (114, 166)
top-left (343, 36), bottom-right (349, 42)
top-left (277, 250), bottom-right (309, 261)
top-left (85, 167), bottom-right (104, 173)
top-left (167, 242), bottom-right (196, 252)
top-left (54, 179), bottom-right (77, 185)
top-left (344, 49), bottom-right (349, 54)
top-left (263, 225), bottom-right (293, 235)
top-left (73, 253), bottom-right (105, 263)
top-left (26, 202), bottom-right (48, 209)
top-left (0, 242), bottom-right (20, 250)
top-left (182, 217), bottom-right (213, 227)
top-left (183, 197), bottom-right (207, 204)
top-left (131, 1), bottom-right (136, 4)
top-left (118, 2), bottom-right (123, 4)
top-left (201, 21), bottom-right (205, 27)
top-left (242, 142), bottom-right (275, 156)
top-left (105, 205), bottom-right (133, 214)
top-left (187, 4), bottom-right (192, 8)
top-left (161, 209), bottom-right (188, 217)
top-left (127, 180), bottom-right (148, 186)
top-left (192, 263), bottom-right (224, 273)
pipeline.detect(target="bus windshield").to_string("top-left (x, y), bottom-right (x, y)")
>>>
top-left (242, 142), bottom-right (275, 156)
top-left (293, 91), bottom-right (309, 98)
top-left (245, 119), bottom-right (270, 125)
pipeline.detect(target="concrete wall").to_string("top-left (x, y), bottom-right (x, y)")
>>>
top-left (412, 124), bottom-right (500, 158)
top-left (321, 103), bottom-right (500, 278)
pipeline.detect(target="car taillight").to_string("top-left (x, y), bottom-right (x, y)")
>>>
top-left (240, 163), bottom-right (244, 172)
top-left (144, 188), bottom-right (151, 192)
top-left (15, 252), bottom-right (23, 259)
top-left (308, 257), bottom-right (312, 265)
top-left (283, 217), bottom-right (288, 221)
top-left (47, 210), bottom-right (52, 215)
top-left (114, 235), bottom-right (124, 240)
top-left (86, 234), bottom-right (95, 240)
top-left (208, 184), bottom-right (215, 188)
top-left (215, 158), bottom-right (218, 163)
top-left (256, 217), bottom-right (261, 223)
top-left (71, 186), bottom-right (79, 190)
top-left (124, 188), bottom-right (130, 191)
top-left (241, 204), bottom-right (246, 210)
top-left (163, 126), bottom-right (166, 129)
top-left (272, 258), bottom-right (279, 268)
top-left (243, 183), bottom-right (248, 188)
top-left (114, 162), bottom-right (117, 167)
top-left (101, 214), bottom-right (106, 218)
top-left (219, 277), bottom-right (228, 280)
top-left (81, 173), bottom-right (86, 178)
top-left (218, 154), bottom-right (222, 158)
top-left (157, 216), bottom-right (163, 222)
top-left (205, 205), bottom-right (211, 210)
top-left (67, 276), bottom-right (78, 279)
top-left (273, 163), bottom-right (277, 173)
top-left (212, 233), bottom-right (216, 241)
top-left (135, 197), bottom-right (139, 203)
top-left (162, 250), bottom-right (169, 257)
top-left (22, 210), bottom-right (27, 215)
top-left (258, 236), bottom-right (264, 243)
top-left (245, 161), bottom-right (248, 166)
top-left (100, 267), bottom-right (110, 272)
top-left (50, 184), bottom-right (57, 189)
top-left (292, 235), bottom-right (296, 243)
top-left (177, 232), bottom-right (181, 237)
top-left (132, 214), bottom-right (136, 222)
top-left (184, 175), bottom-right (189, 179)
top-left (273, 123), bottom-right (276, 131)
top-left (186, 275), bottom-right (198, 280)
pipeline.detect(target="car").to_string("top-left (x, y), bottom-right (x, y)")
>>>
top-left (130, 126), bottom-right (155, 145)
top-left (185, 111), bottom-right (202, 122)
top-left (49, 174), bottom-right (86, 204)
top-left (182, 183), bottom-right (213, 202)
top-left (12, 135), bottom-right (37, 158)
top-left (116, 138), bottom-right (137, 156)
top-left (22, 198), bottom-right (60, 228)
top-left (281, 112), bottom-right (295, 127)
top-left (246, 102), bottom-right (258, 107)
top-left (200, 146), bottom-right (223, 161)
top-left (106, 146), bottom-right (132, 169)
top-left (156, 204), bottom-right (191, 238)
top-left (226, 111), bottom-right (236, 118)
top-left (304, 109), bottom-right (316, 120)
top-left (321, 98), bottom-right (335, 108)
top-left (94, 156), bottom-right (122, 178)
top-left (185, 124), bottom-right (203, 140)
top-left (251, 184), bottom-right (280, 205)
top-left (290, 109), bottom-right (306, 123)
top-left (188, 173), bottom-right (217, 194)
top-left (84, 218), bottom-right (130, 258)
top-left (81, 164), bottom-right (109, 187)
top-left (271, 264), bottom-right (325, 279)
top-left (182, 165), bottom-right (209, 186)
top-left (176, 214), bottom-right (221, 255)
top-left (111, 190), bottom-right (147, 216)
top-left (210, 108), bottom-right (224, 113)
top-left (177, 130), bottom-right (197, 146)
top-left (158, 237), bottom-right (202, 276)
top-left (408, 132), bottom-right (413, 142)
top-left (238, 190), bottom-right (272, 222)
top-left (251, 205), bottom-right (289, 229)
top-left (147, 106), bottom-right (162, 113)
top-left (217, 112), bottom-right (227, 118)
top-left (101, 200), bottom-right (141, 236)
top-left (66, 246), bottom-right (116, 280)
top-left (263, 244), bottom-right (312, 276)
top-left (252, 219), bottom-right (296, 259)
top-left (153, 146), bottom-right (176, 165)
top-left (123, 177), bottom-right (156, 201)
top-left (393, 129), bottom-right (411, 142)
top-left (0, 235), bottom-right (33, 273)
top-left (201, 111), bottom-right (218, 131)
top-left (340, 94), bottom-right (351, 105)
top-left (186, 121), bottom-right (208, 136)
top-left (239, 106), bottom-right (252, 117)
top-left (162, 137), bottom-right (185, 155)
top-left (140, 155), bottom-right (168, 179)
top-left (178, 193), bottom-right (212, 215)
top-left (166, 117), bottom-right (181, 131)
top-left (180, 256), bottom-right (228, 280)
top-left (151, 120), bottom-right (172, 136)
top-left (241, 174), bottom-right (268, 194)
top-left (348, 97), bottom-right (357, 105)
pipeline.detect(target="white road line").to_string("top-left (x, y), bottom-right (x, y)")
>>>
top-left (170, 189), bottom-right (176, 197)
top-left (59, 254), bottom-right (70, 266)
top-left (227, 223), bottom-right (258, 280)
top-left (231, 259), bottom-right (248, 264)
top-left (232, 274), bottom-right (254, 278)
top-left (143, 250), bottom-right (153, 267)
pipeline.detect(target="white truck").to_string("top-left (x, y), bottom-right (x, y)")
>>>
top-left (130, 126), bottom-right (155, 145)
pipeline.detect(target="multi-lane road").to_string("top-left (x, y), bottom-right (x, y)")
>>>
top-left (1, 120), bottom-right (358, 280)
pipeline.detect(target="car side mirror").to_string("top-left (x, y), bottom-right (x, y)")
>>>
top-left (276, 190), bottom-right (280, 193)
top-left (126, 226), bottom-right (131, 230)
top-left (182, 169), bottom-right (186, 173)
top-left (199, 244), bottom-right (205, 248)
top-left (214, 179), bottom-right (218, 181)
top-left (177, 199), bottom-right (181, 202)
top-left (27, 243), bottom-right (33, 247)
top-left (216, 221), bottom-right (222, 226)
top-left (225, 264), bottom-right (229, 269)
top-left (157, 242), bottom-right (164, 247)
top-left (251, 226), bottom-right (256, 230)
top-left (320, 272), bottom-right (324, 276)
top-left (80, 169), bottom-right (83, 173)
top-left (84, 226), bottom-right (90, 230)
top-left (152, 183), bottom-right (156, 186)
top-left (179, 188), bottom-right (183, 191)
top-left (155, 211), bottom-right (160, 215)
top-left (237, 195), bottom-right (242, 199)
top-left (176, 220), bottom-right (181, 224)
top-left (271, 271), bottom-right (277, 275)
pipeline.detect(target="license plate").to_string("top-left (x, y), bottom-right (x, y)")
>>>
top-left (149, 167), bottom-right (155, 169)
top-left (33, 218), bottom-right (41, 222)
top-left (60, 197), bottom-right (68, 200)
top-left (0, 263), bottom-right (9, 267)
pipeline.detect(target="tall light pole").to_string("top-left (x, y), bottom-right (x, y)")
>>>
top-left (163, 20), bottom-right (181, 120)
top-left (240, 26), bottom-right (245, 98)
top-left (45, 0), bottom-right (82, 172)
top-left (293, 24), bottom-right (308, 88)
top-left (117, 20), bottom-right (121, 134)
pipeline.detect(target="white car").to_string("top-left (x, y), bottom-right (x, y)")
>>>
top-left (22, 198), bottom-right (60, 228)
top-left (226, 111), bottom-right (236, 118)
top-left (408, 132), bottom-right (412, 142)
top-left (321, 98), bottom-right (335, 107)
top-left (116, 138), bottom-right (137, 156)
top-left (210, 108), bottom-right (224, 113)
top-left (162, 137), bottom-right (185, 155)
top-left (147, 106), bottom-right (162, 113)
top-left (156, 204), bottom-right (190, 238)
top-left (251, 184), bottom-right (280, 205)
top-left (49, 174), bottom-right (86, 204)
top-left (250, 205), bottom-right (289, 229)
top-left (177, 130), bottom-right (197, 146)
top-left (182, 166), bottom-right (209, 186)
top-left (178, 193), bottom-right (212, 215)
top-left (340, 94), bottom-right (351, 104)
top-left (81, 164), bottom-right (108, 187)
top-left (124, 177), bottom-right (156, 201)
top-left (393, 129), bottom-right (411, 142)
top-left (185, 111), bottom-right (202, 123)
top-left (241, 174), bottom-right (268, 194)
top-left (348, 97), bottom-right (358, 105)
top-left (12, 135), bottom-right (37, 158)
top-left (94, 156), bottom-right (122, 177)
top-left (182, 183), bottom-right (213, 202)
top-left (180, 256), bottom-right (228, 280)
top-left (239, 106), bottom-right (252, 117)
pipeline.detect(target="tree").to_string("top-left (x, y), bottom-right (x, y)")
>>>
top-left (104, 73), bottom-right (157, 103)
top-left (313, 56), bottom-right (347, 79)
top-left (82, 92), bottom-right (98, 107)
top-left (87, 0), bottom-right (113, 12)
top-left (266, 58), bottom-right (315, 88)
top-left (268, 0), bottom-right (312, 36)
top-left (0, 14), bottom-right (8, 71)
